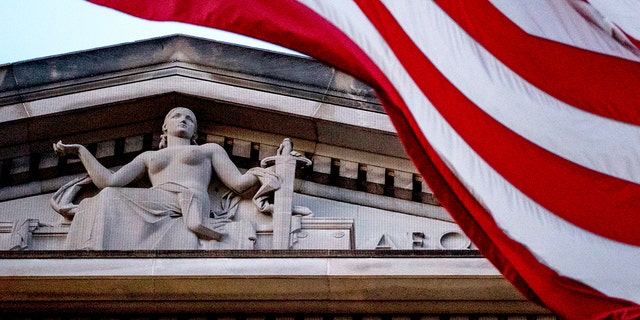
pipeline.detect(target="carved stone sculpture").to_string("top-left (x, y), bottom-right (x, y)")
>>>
top-left (261, 138), bottom-right (312, 249)
top-left (51, 107), bottom-right (287, 250)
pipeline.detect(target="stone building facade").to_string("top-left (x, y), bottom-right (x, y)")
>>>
top-left (0, 35), bottom-right (554, 319)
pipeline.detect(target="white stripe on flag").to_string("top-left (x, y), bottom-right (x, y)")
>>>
top-left (586, 0), bottom-right (640, 45)
top-left (384, 1), bottom-right (640, 185)
top-left (490, 0), bottom-right (640, 61)
top-left (298, 0), bottom-right (640, 305)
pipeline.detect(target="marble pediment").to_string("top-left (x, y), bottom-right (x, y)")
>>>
top-left (0, 35), bottom-right (470, 252)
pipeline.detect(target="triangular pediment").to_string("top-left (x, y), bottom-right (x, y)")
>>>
top-left (0, 35), bottom-right (470, 252)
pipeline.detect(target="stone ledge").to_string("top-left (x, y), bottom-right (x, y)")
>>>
top-left (0, 257), bottom-right (550, 314)
top-left (0, 301), bottom-right (552, 316)
top-left (0, 249), bottom-right (482, 259)
top-left (0, 256), bottom-right (491, 276)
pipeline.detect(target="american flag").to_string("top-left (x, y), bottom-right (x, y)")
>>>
top-left (88, 1), bottom-right (640, 318)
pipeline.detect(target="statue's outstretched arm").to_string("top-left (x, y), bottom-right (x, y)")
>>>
top-left (54, 141), bottom-right (145, 189)
top-left (208, 143), bottom-right (258, 194)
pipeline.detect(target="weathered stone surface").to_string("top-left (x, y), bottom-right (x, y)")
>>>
top-left (0, 257), bottom-right (552, 315)
top-left (0, 35), bottom-right (379, 111)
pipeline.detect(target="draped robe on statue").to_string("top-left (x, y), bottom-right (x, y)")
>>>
top-left (56, 167), bottom-right (279, 250)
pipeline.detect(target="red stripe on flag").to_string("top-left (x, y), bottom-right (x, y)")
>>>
top-left (619, 26), bottom-right (640, 51)
top-left (88, 0), bottom-right (378, 90)
top-left (435, 0), bottom-right (640, 126)
top-left (355, 0), bottom-right (640, 247)
top-left (355, 1), bottom-right (640, 318)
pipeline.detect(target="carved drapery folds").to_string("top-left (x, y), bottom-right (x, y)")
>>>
top-left (0, 219), bottom-right (41, 250)
top-left (47, 138), bottom-right (326, 250)
top-left (50, 175), bottom-right (97, 223)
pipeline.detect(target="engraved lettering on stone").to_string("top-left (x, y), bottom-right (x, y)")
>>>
top-left (375, 233), bottom-right (397, 250)
top-left (439, 231), bottom-right (471, 250)
top-left (412, 232), bottom-right (426, 249)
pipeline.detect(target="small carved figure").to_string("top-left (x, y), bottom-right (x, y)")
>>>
top-left (53, 107), bottom-right (271, 250)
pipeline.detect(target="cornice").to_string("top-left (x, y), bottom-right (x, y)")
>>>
top-left (0, 35), bottom-right (381, 112)
top-left (0, 256), bottom-right (550, 314)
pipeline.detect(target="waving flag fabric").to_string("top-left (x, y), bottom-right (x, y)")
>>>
top-left (583, 0), bottom-right (640, 50)
top-left (87, 0), bottom-right (640, 318)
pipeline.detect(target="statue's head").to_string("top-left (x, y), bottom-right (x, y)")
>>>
top-left (159, 107), bottom-right (198, 149)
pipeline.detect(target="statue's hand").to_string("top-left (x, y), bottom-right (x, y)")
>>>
top-left (53, 141), bottom-right (84, 157)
